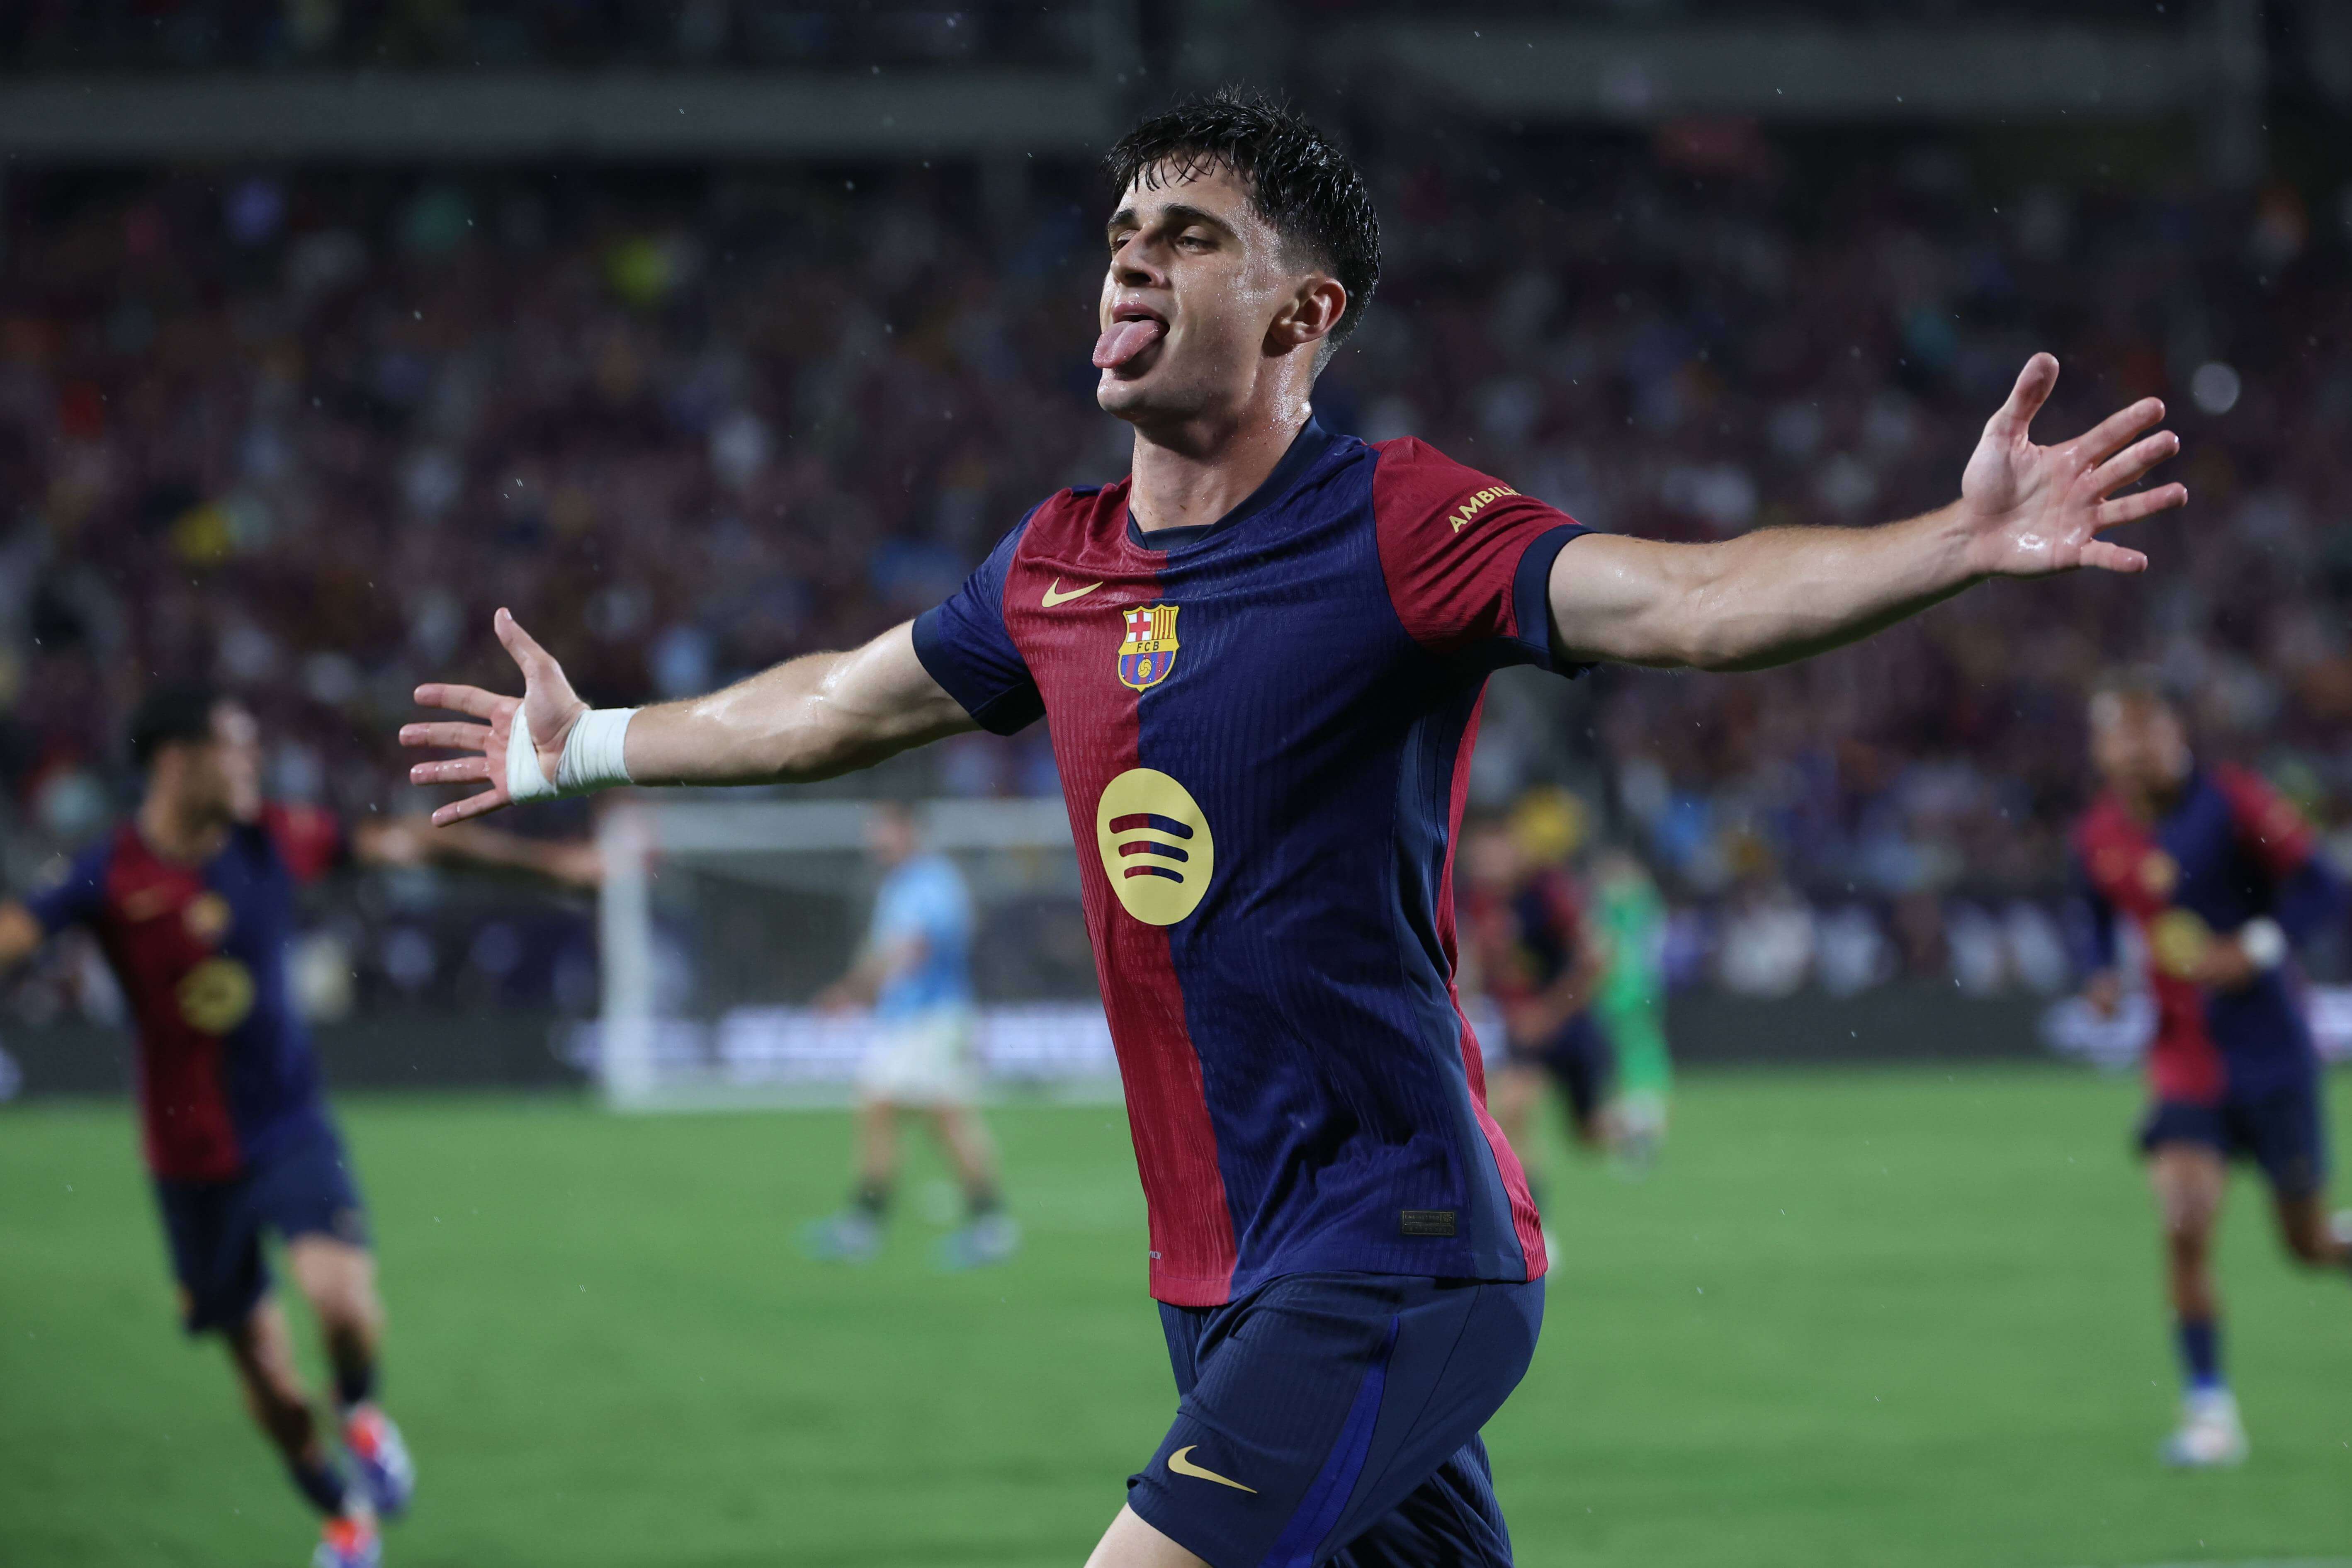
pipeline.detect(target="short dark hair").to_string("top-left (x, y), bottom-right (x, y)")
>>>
top-left (1103, 90), bottom-right (1381, 359)
top-left (128, 682), bottom-right (224, 770)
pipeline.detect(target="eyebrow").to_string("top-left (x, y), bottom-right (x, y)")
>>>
top-left (1106, 201), bottom-right (1239, 243)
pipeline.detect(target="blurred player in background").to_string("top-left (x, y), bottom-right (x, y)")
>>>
top-left (407, 90), bottom-right (2186, 1568)
top-left (1590, 846), bottom-right (1672, 1172)
top-left (803, 800), bottom-right (1018, 1270)
top-left (2073, 673), bottom-right (2352, 1468)
top-left (0, 683), bottom-right (596, 1568)
top-left (1460, 798), bottom-right (1613, 1216)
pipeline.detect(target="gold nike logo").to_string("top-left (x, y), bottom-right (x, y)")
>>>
top-left (1168, 1446), bottom-right (1256, 1493)
top-left (1042, 578), bottom-right (1104, 607)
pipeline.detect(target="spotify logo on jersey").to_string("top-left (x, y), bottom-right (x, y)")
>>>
top-left (1096, 768), bottom-right (1215, 925)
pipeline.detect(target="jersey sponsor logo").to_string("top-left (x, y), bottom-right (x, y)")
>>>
top-left (184, 892), bottom-right (233, 944)
top-left (2149, 908), bottom-right (2213, 979)
top-left (1096, 769), bottom-right (1213, 925)
top-left (177, 956), bottom-right (256, 1034)
top-left (1166, 1446), bottom-right (1256, 1493)
top-left (1446, 484), bottom-right (1518, 533)
top-left (1042, 577), bottom-right (1103, 607)
top-left (1116, 604), bottom-right (1181, 690)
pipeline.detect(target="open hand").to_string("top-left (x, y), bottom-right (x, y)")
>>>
top-left (1960, 354), bottom-right (2187, 578)
top-left (401, 609), bottom-right (586, 825)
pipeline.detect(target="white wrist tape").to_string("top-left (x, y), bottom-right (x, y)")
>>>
top-left (506, 706), bottom-right (637, 803)
top-left (2237, 917), bottom-right (2287, 971)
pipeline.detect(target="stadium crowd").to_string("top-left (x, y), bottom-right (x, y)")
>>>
top-left (3, 125), bottom-right (2349, 1011)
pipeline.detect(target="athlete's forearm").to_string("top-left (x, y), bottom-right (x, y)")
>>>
top-left (1555, 504), bottom-right (1982, 671)
top-left (0, 901), bottom-right (44, 972)
top-left (621, 624), bottom-right (974, 786)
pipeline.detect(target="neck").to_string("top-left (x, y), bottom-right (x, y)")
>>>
top-left (1125, 391), bottom-right (1313, 535)
top-left (138, 790), bottom-right (228, 864)
top-left (2120, 769), bottom-right (2191, 822)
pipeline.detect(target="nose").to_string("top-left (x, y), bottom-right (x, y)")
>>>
top-left (1109, 231), bottom-right (1162, 289)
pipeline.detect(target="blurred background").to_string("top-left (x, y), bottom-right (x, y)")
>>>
top-left (3, 5), bottom-right (2351, 1566)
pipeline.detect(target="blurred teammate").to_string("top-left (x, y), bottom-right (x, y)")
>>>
top-left (1591, 847), bottom-right (1672, 1171)
top-left (1460, 811), bottom-right (1613, 1214)
top-left (0, 684), bottom-right (596, 1568)
top-left (407, 92), bottom-right (2184, 1568)
top-left (2073, 674), bottom-right (2351, 1468)
top-left (803, 800), bottom-right (1018, 1269)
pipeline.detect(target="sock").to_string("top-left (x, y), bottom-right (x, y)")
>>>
top-left (290, 1454), bottom-right (354, 1518)
top-left (853, 1178), bottom-right (890, 1218)
top-left (965, 1182), bottom-right (1003, 1220)
top-left (334, 1359), bottom-right (377, 1413)
top-left (2177, 1316), bottom-right (2223, 1394)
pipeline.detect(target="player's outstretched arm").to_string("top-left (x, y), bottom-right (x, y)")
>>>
top-left (403, 610), bottom-right (974, 825)
top-left (1549, 354), bottom-right (2187, 672)
top-left (353, 816), bottom-right (602, 888)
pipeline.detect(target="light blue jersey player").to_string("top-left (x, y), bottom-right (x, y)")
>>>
top-left (804, 801), bottom-right (1017, 1269)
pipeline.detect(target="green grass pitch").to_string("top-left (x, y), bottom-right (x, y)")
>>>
top-left (3, 1066), bottom-right (2349, 1566)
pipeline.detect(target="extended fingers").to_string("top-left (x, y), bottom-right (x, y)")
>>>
top-left (2096, 482), bottom-right (2188, 530)
top-left (1990, 352), bottom-right (2059, 435)
top-left (430, 789), bottom-right (512, 827)
top-left (413, 682), bottom-right (507, 720)
top-left (2070, 397), bottom-right (2166, 467)
top-left (2077, 539), bottom-right (2150, 575)
top-left (398, 720), bottom-right (493, 752)
top-left (2089, 429), bottom-right (2180, 497)
top-left (493, 607), bottom-right (553, 675)
top-left (409, 755), bottom-right (493, 787)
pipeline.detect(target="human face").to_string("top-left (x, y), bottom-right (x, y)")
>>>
top-left (163, 700), bottom-right (265, 826)
top-left (2089, 692), bottom-right (2190, 799)
top-left (1463, 825), bottom-right (1522, 892)
top-left (1096, 163), bottom-right (1340, 428)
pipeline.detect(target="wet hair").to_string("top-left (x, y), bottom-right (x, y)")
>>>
top-left (1103, 89), bottom-right (1381, 360)
top-left (128, 682), bottom-right (224, 770)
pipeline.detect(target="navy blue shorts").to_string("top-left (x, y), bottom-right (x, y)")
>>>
top-left (2138, 1085), bottom-right (2330, 1200)
top-left (1127, 1272), bottom-right (1544, 1568)
top-left (152, 1123), bottom-right (369, 1335)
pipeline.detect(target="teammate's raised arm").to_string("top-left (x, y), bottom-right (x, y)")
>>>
top-left (1548, 353), bottom-right (2187, 672)
top-left (401, 610), bottom-right (976, 825)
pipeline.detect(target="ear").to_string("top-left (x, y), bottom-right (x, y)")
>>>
top-left (1268, 276), bottom-right (1348, 357)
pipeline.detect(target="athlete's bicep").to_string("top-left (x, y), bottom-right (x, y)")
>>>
top-left (911, 514), bottom-right (1045, 734)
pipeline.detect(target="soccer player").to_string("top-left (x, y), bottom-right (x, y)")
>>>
top-left (1590, 846), bottom-right (1672, 1172)
top-left (803, 799), bottom-right (1019, 1269)
top-left (0, 684), bottom-right (598, 1568)
top-left (2072, 673), bottom-right (2352, 1468)
top-left (1459, 813), bottom-right (1614, 1207)
top-left (404, 92), bottom-right (2185, 1568)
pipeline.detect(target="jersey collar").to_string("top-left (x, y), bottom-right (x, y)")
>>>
top-left (1123, 416), bottom-right (1340, 553)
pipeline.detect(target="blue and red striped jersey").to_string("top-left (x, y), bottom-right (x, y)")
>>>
top-left (913, 420), bottom-right (1587, 1305)
top-left (28, 803), bottom-right (345, 1180)
top-left (2073, 765), bottom-right (2344, 1104)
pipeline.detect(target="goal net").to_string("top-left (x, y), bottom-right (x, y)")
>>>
top-left (589, 796), bottom-right (1117, 1111)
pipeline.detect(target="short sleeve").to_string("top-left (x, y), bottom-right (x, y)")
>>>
top-left (2214, 765), bottom-right (2316, 879)
top-left (1371, 439), bottom-right (1591, 674)
top-left (911, 511), bottom-right (1045, 735)
top-left (25, 837), bottom-right (112, 936)
top-left (262, 802), bottom-right (350, 886)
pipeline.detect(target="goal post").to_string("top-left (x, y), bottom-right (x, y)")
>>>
top-left (592, 795), bottom-right (1118, 1111)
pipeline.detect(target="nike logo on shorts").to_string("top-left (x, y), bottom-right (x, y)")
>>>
top-left (1167, 1445), bottom-right (1256, 1493)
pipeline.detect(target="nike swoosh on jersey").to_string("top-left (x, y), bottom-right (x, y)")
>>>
top-left (1042, 578), bottom-right (1104, 607)
top-left (1167, 1446), bottom-right (1256, 1493)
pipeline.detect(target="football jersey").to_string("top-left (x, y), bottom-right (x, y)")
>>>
top-left (28, 803), bottom-right (345, 1180)
top-left (2073, 765), bottom-right (2339, 1104)
top-left (868, 852), bottom-right (974, 1019)
top-left (913, 418), bottom-right (1587, 1306)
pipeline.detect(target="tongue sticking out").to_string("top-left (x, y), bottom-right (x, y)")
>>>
top-left (1093, 318), bottom-right (1166, 370)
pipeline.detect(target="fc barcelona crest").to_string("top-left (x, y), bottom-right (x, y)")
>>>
top-left (1118, 604), bottom-right (1181, 691)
